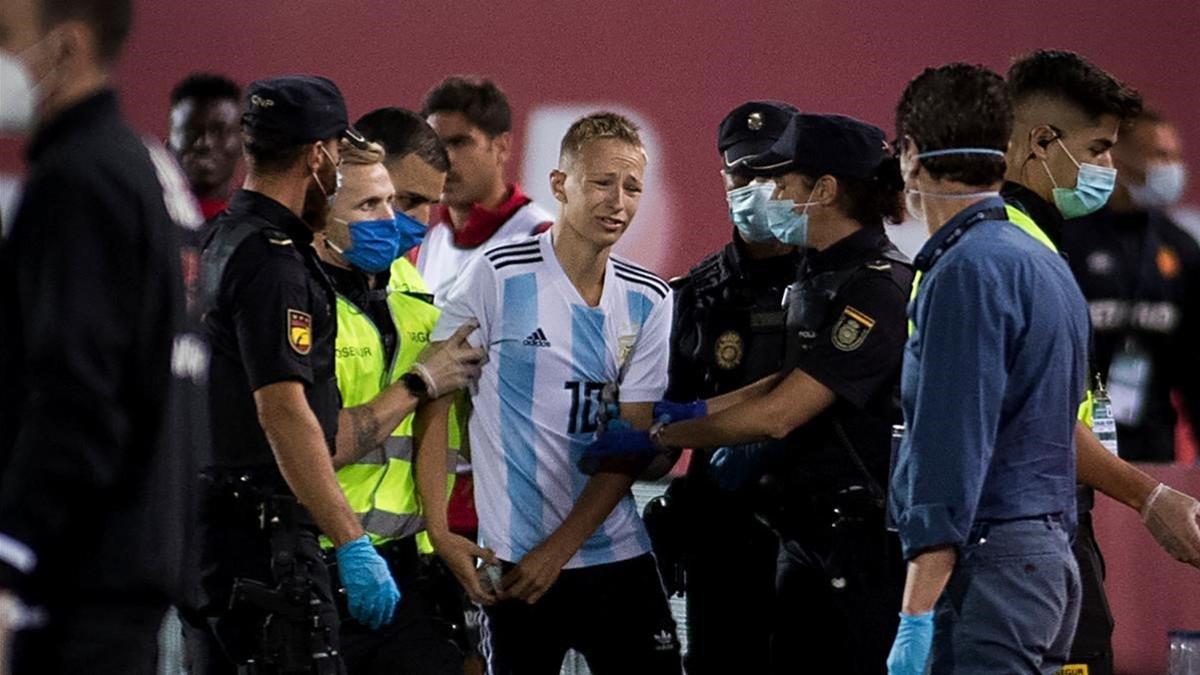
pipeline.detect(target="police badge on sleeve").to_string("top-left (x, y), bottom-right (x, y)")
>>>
top-left (288, 309), bottom-right (313, 355)
top-left (831, 306), bottom-right (874, 352)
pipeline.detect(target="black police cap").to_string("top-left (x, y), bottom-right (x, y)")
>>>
top-left (747, 112), bottom-right (888, 178)
top-left (717, 100), bottom-right (799, 168)
top-left (243, 75), bottom-right (367, 149)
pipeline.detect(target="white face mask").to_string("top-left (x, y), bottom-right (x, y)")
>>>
top-left (0, 51), bottom-right (36, 134)
top-left (1128, 162), bottom-right (1188, 209)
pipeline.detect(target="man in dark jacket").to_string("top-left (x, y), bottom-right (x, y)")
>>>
top-left (1064, 109), bottom-right (1200, 463)
top-left (0, 0), bottom-right (210, 673)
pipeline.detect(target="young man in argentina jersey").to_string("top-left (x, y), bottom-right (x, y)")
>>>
top-left (417, 112), bottom-right (682, 675)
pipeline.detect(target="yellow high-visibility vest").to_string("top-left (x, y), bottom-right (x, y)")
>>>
top-left (324, 272), bottom-right (459, 553)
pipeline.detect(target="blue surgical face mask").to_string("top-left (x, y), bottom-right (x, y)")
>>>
top-left (394, 211), bottom-right (428, 257)
top-left (1128, 162), bottom-right (1187, 209)
top-left (1043, 137), bottom-right (1117, 219)
top-left (764, 194), bottom-right (818, 247)
top-left (333, 216), bottom-right (402, 274)
top-left (726, 182), bottom-right (776, 242)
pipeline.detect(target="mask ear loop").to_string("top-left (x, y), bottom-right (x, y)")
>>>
top-left (17, 29), bottom-right (67, 115)
top-left (1033, 126), bottom-right (1071, 189)
top-left (324, 217), bottom-right (348, 254)
top-left (312, 145), bottom-right (340, 198)
top-left (311, 171), bottom-right (330, 198)
top-left (1040, 157), bottom-right (1060, 189)
top-left (1054, 137), bottom-right (1084, 169)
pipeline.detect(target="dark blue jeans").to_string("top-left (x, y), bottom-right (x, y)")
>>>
top-left (929, 516), bottom-right (1081, 674)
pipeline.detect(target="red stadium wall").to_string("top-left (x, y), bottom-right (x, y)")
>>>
top-left (2, 2), bottom-right (1198, 672)
top-left (3, 0), bottom-right (1200, 278)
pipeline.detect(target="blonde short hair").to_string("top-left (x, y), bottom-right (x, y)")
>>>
top-left (338, 139), bottom-right (386, 166)
top-left (558, 112), bottom-right (643, 167)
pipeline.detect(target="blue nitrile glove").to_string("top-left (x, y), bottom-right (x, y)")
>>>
top-left (336, 535), bottom-right (401, 630)
top-left (886, 611), bottom-right (934, 675)
top-left (708, 442), bottom-right (771, 491)
top-left (653, 399), bottom-right (707, 423)
top-left (579, 429), bottom-right (661, 475)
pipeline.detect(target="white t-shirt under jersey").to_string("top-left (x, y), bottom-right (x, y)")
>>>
top-left (417, 200), bottom-right (554, 307)
top-left (431, 232), bottom-right (673, 568)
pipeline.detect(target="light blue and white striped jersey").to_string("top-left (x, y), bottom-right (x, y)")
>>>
top-left (431, 232), bottom-right (673, 568)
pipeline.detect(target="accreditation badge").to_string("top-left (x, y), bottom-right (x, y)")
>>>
top-left (1107, 341), bottom-right (1151, 426)
top-left (288, 309), bottom-right (313, 355)
top-left (831, 306), bottom-right (875, 352)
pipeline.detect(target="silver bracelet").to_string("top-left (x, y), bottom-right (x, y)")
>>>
top-left (649, 419), bottom-right (670, 451)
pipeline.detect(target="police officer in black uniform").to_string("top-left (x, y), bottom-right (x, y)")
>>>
top-left (584, 112), bottom-right (911, 674)
top-left (657, 101), bottom-right (799, 675)
top-left (187, 76), bottom-right (399, 674)
top-left (0, 2), bottom-right (209, 672)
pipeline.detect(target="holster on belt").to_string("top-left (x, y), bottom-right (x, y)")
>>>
top-left (202, 469), bottom-right (339, 674)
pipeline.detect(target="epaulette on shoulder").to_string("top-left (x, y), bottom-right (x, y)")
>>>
top-left (688, 250), bottom-right (730, 297)
top-left (260, 225), bottom-right (294, 247)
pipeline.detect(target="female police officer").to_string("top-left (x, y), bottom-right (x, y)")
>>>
top-left (582, 112), bottom-right (912, 674)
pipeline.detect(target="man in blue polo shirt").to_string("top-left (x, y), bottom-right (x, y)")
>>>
top-left (886, 64), bottom-right (1090, 674)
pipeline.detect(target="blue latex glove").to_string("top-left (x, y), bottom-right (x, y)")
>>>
top-left (886, 611), bottom-right (934, 675)
top-left (579, 429), bottom-right (661, 475)
top-left (652, 399), bottom-right (707, 423)
top-left (336, 535), bottom-right (401, 630)
top-left (708, 443), bottom-right (771, 491)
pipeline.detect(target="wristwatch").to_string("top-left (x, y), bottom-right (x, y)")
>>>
top-left (400, 371), bottom-right (429, 400)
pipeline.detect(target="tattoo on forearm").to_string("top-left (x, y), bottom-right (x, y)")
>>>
top-left (348, 406), bottom-right (383, 455)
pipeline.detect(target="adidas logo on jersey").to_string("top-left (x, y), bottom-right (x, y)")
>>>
top-left (653, 629), bottom-right (676, 651)
top-left (522, 328), bottom-right (551, 347)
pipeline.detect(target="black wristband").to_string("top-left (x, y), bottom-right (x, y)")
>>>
top-left (401, 371), bottom-right (429, 400)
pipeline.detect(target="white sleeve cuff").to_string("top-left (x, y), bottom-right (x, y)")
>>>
top-left (0, 532), bottom-right (36, 574)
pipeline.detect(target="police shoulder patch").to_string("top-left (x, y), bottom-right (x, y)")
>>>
top-left (831, 305), bottom-right (875, 352)
top-left (288, 309), bottom-right (312, 355)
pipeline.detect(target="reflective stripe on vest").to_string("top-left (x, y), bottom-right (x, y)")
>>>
top-left (325, 288), bottom-right (458, 548)
top-left (906, 204), bottom-right (1093, 423)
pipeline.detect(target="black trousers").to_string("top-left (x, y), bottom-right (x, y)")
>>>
top-left (679, 468), bottom-right (777, 675)
top-left (183, 489), bottom-right (344, 674)
top-left (10, 601), bottom-right (167, 675)
top-left (1065, 511), bottom-right (1115, 675)
top-left (772, 510), bottom-right (904, 675)
top-left (480, 553), bottom-right (682, 675)
top-left (328, 540), bottom-right (464, 675)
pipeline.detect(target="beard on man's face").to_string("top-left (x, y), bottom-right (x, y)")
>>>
top-left (301, 171), bottom-right (333, 232)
